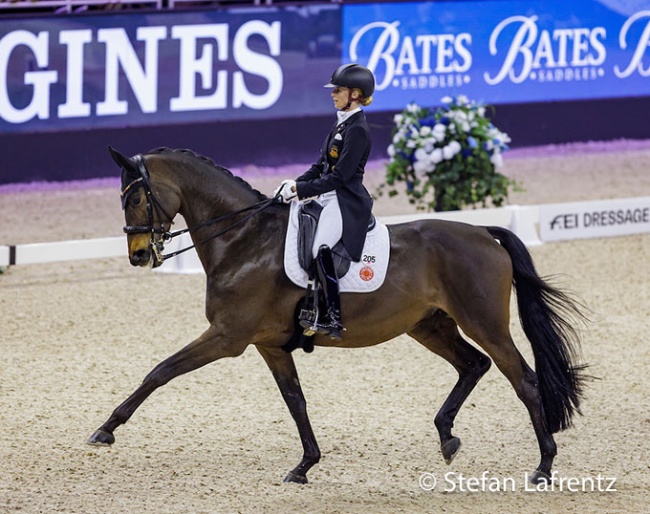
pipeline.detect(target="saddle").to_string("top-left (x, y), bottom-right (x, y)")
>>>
top-left (297, 200), bottom-right (376, 280)
top-left (282, 200), bottom-right (389, 354)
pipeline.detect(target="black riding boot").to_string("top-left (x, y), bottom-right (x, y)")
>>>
top-left (314, 245), bottom-right (344, 340)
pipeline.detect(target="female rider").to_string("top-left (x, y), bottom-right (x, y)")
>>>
top-left (275, 63), bottom-right (375, 341)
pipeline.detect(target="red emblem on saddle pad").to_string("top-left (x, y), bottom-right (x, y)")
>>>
top-left (359, 266), bottom-right (374, 281)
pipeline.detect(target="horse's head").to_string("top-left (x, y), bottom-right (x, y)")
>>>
top-left (109, 146), bottom-right (179, 268)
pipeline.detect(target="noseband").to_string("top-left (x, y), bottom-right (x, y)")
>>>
top-left (120, 154), bottom-right (277, 263)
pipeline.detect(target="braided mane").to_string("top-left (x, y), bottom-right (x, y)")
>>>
top-left (146, 147), bottom-right (268, 201)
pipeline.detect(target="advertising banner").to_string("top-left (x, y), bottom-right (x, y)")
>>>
top-left (343, 0), bottom-right (650, 110)
top-left (0, 5), bottom-right (341, 133)
top-left (539, 197), bottom-right (650, 241)
top-left (2, 1), bottom-right (649, 134)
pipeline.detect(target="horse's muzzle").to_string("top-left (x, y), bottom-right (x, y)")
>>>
top-left (129, 248), bottom-right (153, 267)
top-left (128, 236), bottom-right (164, 268)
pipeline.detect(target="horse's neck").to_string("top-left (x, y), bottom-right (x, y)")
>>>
top-left (171, 163), bottom-right (277, 270)
top-left (176, 167), bottom-right (260, 228)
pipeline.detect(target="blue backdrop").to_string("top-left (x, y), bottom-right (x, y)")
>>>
top-left (344, 0), bottom-right (650, 109)
top-left (1, 0), bottom-right (648, 134)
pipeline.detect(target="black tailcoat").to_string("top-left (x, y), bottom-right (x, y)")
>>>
top-left (294, 110), bottom-right (373, 261)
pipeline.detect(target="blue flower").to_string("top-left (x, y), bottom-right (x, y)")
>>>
top-left (419, 116), bottom-right (436, 127)
top-left (467, 136), bottom-right (478, 148)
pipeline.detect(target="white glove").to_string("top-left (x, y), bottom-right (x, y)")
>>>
top-left (274, 179), bottom-right (297, 203)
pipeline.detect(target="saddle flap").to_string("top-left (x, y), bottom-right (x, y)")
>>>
top-left (285, 201), bottom-right (390, 293)
top-left (297, 200), bottom-right (323, 273)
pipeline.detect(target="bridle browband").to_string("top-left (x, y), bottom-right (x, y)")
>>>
top-left (120, 154), bottom-right (277, 263)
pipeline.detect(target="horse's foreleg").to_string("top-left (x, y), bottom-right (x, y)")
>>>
top-left (256, 345), bottom-right (320, 484)
top-left (88, 325), bottom-right (245, 446)
top-left (408, 310), bottom-right (492, 465)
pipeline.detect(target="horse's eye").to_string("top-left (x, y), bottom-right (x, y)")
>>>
top-left (130, 194), bottom-right (142, 207)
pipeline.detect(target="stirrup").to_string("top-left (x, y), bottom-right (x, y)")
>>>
top-left (298, 309), bottom-right (343, 340)
top-left (299, 308), bottom-right (318, 337)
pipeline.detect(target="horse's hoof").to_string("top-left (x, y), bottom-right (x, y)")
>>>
top-left (441, 437), bottom-right (462, 465)
top-left (283, 471), bottom-right (308, 484)
top-left (87, 429), bottom-right (115, 446)
top-left (529, 469), bottom-right (552, 484)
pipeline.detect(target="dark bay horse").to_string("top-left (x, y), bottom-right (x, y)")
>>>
top-left (88, 147), bottom-right (587, 484)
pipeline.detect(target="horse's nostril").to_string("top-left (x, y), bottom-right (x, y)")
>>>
top-left (130, 248), bottom-right (151, 266)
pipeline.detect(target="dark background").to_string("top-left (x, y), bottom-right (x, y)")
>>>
top-left (2, 95), bottom-right (649, 183)
top-left (1, 0), bottom-right (649, 184)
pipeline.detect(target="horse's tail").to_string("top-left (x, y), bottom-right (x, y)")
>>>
top-left (486, 226), bottom-right (588, 433)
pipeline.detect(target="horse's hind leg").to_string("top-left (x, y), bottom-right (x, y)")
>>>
top-left (408, 310), bottom-right (492, 465)
top-left (477, 337), bottom-right (557, 482)
top-left (460, 318), bottom-right (558, 482)
top-left (88, 325), bottom-right (246, 446)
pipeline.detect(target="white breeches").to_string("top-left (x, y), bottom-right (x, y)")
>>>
top-left (311, 191), bottom-right (343, 258)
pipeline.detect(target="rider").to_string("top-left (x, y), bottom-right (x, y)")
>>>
top-left (275, 63), bottom-right (375, 340)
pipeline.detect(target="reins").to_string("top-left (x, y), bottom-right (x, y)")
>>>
top-left (161, 197), bottom-right (277, 261)
top-left (120, 153), bottom-right (278, 263)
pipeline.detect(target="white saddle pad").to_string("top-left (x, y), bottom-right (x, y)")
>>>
top-left (283, 201), bottom-right (390, 293)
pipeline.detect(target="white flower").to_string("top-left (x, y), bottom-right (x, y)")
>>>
top-left (455, 110), bottom-right (467, 121)
top-left (478, 106), bottom-right (486, 117)
top-left (393, 114), bottom-right (403, 125)
top-left (387, 144), bottom-right (395, 157)
top-left (430, 148), bottom-right (443, 164)
top-left (432, 124), bottom-right (446, 142)
top-left (461, 121), bottom-right (470, 132)
top-left (442, 144), bottom-right (457, 160)
top-left (419, 125), bottom-right (432, 137)
top-left (448, 140), bottom-right (462, 154)
top-left (441, 96), bottom-right (453, 104)
top-left (414, 148), bottom-right (429, 162)
top-left (406, 139), bottom-right (417, 149)
top-left (413, 159), bottom-right (431, 176)
top-left (407, 103), bottom-right (420, 113)
top-left (457, 94), bottom-right (469, 106)
top-left (491, 151), bottom-right (504, 168)
top-left (392, 131), bottom-right (405, 144)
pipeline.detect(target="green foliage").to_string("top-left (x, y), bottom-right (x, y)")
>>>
top-left (381, 95), bottom-right (520, 211)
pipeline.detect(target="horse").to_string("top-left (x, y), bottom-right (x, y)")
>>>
top-left (88, 146), bottom-right (588, 484)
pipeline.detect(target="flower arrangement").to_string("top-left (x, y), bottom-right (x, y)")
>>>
top-left (383, 95), bottom-right (518, 211)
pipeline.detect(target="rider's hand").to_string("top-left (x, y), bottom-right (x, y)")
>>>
top-left (274, 180), bottom-right (297, 203)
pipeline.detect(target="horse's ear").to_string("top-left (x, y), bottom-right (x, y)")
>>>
top-left (108, 146), bottom-right (137, 172)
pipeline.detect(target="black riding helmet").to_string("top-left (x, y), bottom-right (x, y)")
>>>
top-left (324, 63), bottom-right (375, 98)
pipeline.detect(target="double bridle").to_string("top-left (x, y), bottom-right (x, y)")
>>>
top-left (120, 154), bottom-right (277, 263)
